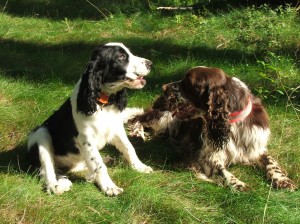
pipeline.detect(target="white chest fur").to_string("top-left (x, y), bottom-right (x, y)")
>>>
top-left (70, 81), bottom-right (124, 148)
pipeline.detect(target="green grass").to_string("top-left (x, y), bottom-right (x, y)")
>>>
top-left (0, 1), bottom-right (300, 223)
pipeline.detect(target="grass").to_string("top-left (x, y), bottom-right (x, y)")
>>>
top-left (0, 1), bottom-right (300, 223)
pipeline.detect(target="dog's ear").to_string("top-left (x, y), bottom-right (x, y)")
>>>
top-left (77, 54), bottom-right (105, 116)
top-left (114, 89), bottom-right (127, 111)
top-left (205, 84), bottom-right (230, 149)
top-left (182, 67), bottom-right (231, 149)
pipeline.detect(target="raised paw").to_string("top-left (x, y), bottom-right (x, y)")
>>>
top-left (46, 178), bottom-right (73, 195)
top-left (272, 177), bottom-right (297, 191)
top-left (132, 163), bottom-right (153, 173)
top-left (129, 121), bottom-right (146, 141)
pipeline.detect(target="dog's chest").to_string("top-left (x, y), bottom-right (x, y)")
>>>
top-left (75, 106), bottom-right (124, 140)
top-left (94, 106), bottom-right (123, 130)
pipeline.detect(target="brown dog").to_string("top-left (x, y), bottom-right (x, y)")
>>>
top-left (130, 66), bottom-right (296, 191)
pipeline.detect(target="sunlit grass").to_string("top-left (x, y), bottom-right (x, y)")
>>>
top-left (0, 1), bottom-right (299, 223)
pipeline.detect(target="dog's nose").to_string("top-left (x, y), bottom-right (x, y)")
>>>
top-left (145, 60), bottom-right (152, 70)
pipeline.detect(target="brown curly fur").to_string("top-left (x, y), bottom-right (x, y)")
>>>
top-left (131, 66), bottom-right (296, 191)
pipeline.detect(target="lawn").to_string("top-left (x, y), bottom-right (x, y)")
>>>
top-left (0, 1), bottom-right (299, 223)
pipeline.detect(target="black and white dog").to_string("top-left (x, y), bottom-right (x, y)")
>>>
top-left (27, 43), bottom-right (153, 196)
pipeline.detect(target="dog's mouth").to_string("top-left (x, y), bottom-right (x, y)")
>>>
top-left (172, 103), bottom-right (192, 116)
top-left (170, 102), bottom-right (202, 120)
top-left (125, 73), bottom-right (147, 89)
top-left (163, 83), bottom-right (203, 119)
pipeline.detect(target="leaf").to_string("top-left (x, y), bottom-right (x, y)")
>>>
top-left (276, 90), bottom-right (284, 95)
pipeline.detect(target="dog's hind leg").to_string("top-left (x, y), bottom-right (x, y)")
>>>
top-left (28, 128), bottom-right (72, 195)
top-left (257, 154), bottom-right (297, 191)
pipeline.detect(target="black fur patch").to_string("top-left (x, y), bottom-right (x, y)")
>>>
top-left (77, 45), bottom-right (129, 116)
top-left (41, 98), bottom-right (79, 156)
top-left (26, 143), bottom-right (41, 167)
top-left (27, 99), bottom-right (79, 167)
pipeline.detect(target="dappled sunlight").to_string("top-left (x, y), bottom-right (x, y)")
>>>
top-left (0, 1), bottom-right (299, 223)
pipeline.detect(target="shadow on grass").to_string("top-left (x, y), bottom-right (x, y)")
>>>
top-left (0, 0), bottom-right (150, 21)
top-left (0, 136), bottom-right (189, 191)
top-left (1, 37), bottom-right (298, 102)
top-left (0, 37), bottom-right (258, 85)
top-left (127, 136), bottom-right (195, 171)
top-left (0, 144), bottom-right (32, 174)
top-left (1, 0), bottom-right (297, 21)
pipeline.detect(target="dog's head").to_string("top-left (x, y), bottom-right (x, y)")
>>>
top-left (97, 43), bottom-right (152, 92)
top-left (77, 43), bottom-right (152, 115)
top-left (162, 66), bottom-right (233, 149)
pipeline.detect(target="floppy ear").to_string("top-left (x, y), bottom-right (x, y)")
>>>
top-left (205, 85), bottom-right (230, 149)
top-left (77, 58), bottom-right (104, 116)
top-left (114, 89), bottom-right (127, 111)
top-left (180, 67), bottom-right (231, 149)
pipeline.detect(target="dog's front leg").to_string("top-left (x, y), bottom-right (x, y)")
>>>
top-left (112, 130), bottom-right (153, 173)
top-left (200, 149), bottom-right (249, 191)
top-left (217, 165), bottom-right (249, 191)
top-left (78, 133), bottom-right (124, 196)
top-left (257, 154), bottom-right (297, 191)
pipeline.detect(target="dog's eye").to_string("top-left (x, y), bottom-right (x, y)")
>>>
top-left (119, 54), bottom-right (127, 60)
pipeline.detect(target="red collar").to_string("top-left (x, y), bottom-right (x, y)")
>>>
top-left (229, 97), bottom-right (252, 123)
top-left (97, 92), bottom-right (109, 105)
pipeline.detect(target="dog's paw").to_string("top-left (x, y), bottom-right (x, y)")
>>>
top-left (272, 177), bottom-right (297, 191)
top-left (232, 181), bottom-right (249, 192)
top-left (225, 178), bottom-right (249, 192)
top-left (46, 178), bottom-right (73, 195)
top-left (129, 121), bottom-right (146, 141)
top-left (56, 178), bottom-right (73, 194)
top-left (99, 181), bottom-right (124, 196)
top-left (132, 163), bottom-right (153, 173)
top-left (104, 186), bottom-right (124, 196)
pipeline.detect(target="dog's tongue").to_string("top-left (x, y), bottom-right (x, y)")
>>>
top-left (137, 76), bottom-right (146, 85)
top-left (141, 79), bottom-right (146, 85)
